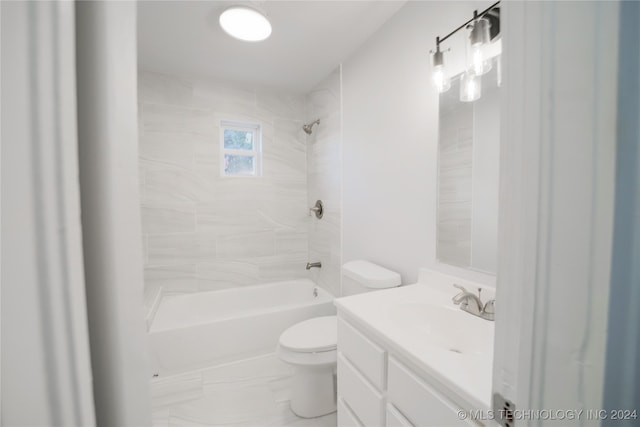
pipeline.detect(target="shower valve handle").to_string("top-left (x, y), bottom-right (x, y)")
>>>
top-left (309, 200), bottom-right (323, 219)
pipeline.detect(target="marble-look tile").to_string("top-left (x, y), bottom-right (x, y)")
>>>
top-left (151, 406), bottom-right (171, 427)
top-left (167, 386), bottom-right (279, 426)
top-left (212, 178), bottom-right (273, 202)
top-left (193, 137), bottom-right (219, 168)
top-left (147, 233), bottom-right (216, 266)
top-left (216, 231), bottom-right (275, 259)
top-left (150, 353), bottom-right (334, 427)
top-left (138, 71), bottom-right (312, 297)
top-left (191, 79), bottom-right (257, 113)
top-left (267, 375), bottom-right (293, 404)
top-left (144, 169), bottom-right (216, 203)
top-left (305, 70), bottom-right (342, 297)
top-left (255, 255), bottom-right (309, 281)
top-left (256, 92), bottom-right (305, 121)
top-left (151, 371), bottom-right (203, 408)
top-left (142, 103), bottom-right (216, 137)
top-left (140, 131), bottom-right (205, 168)
top-left (275, 230), bottom-right (308, 255)
top-left (142, 204), bottom-right (196, 235)
top-left (196, 201), bottom-right (270, 236)
top-left (201, 354), bottom-right (292, 385)
top-left (257, 199), bottom-right (308, 233)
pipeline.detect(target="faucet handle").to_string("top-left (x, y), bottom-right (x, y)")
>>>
top-left (483, 299), bottom-right (495, 314)
top-left (453, 283), bottom-right (467, 293)
top-left (452, 284), bottom-right (468, 305)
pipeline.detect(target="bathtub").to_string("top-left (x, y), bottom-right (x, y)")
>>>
top-left (148, 279), bottom-right (335, 375)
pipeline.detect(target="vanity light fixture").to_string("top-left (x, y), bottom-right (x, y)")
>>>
top-left (430, 1), bottom-right (500, 99)
top-left (219, 5), bottom-right (272, 42)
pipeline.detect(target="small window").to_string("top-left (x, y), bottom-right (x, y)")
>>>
top-left (220, 121), bottom-right (261, 177)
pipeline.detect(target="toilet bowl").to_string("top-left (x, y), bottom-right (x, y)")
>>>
top-left (277, 260), bottom-right (401, 419)
top-left (277, 316), bottom-right (338, 418)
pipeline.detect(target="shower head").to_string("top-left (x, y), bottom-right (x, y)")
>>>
top-left (302, 119), bottom-right (320, 135)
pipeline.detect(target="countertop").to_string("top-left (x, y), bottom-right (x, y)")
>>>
top-left (334, 275), bottom-right (495, 411)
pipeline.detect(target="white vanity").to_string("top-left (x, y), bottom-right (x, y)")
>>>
top-left (334, 269), bottom-right (495, 427)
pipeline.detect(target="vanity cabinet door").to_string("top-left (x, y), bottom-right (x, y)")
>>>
top-left (337, 317), bottom-right (386, 389)
top-left (337, 352), bottom-right (385, 427)
top-left (388, 357), bottom-right (478, 427)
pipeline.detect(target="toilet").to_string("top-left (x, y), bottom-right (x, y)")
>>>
top-left (277, 260), bottom-right (401, 418)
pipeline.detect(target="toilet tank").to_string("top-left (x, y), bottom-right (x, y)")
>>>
top-left (342, 260), bottom-right (401, 296)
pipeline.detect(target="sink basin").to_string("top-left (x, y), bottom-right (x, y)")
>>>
top-left (387, 303), bottom-right (494, 357)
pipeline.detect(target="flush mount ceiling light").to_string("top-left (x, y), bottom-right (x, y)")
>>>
top-left (219, 6), bottom-right (272, 42)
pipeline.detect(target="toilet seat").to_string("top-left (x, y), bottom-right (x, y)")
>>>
top-left (279, 315), bottom-right (337, 353)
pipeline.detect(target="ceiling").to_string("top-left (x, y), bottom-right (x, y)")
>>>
top-left (137, 1), bottom-right (406, 93)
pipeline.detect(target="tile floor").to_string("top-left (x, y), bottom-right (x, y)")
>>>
top-left (151, 353), bottom-right (337, 427)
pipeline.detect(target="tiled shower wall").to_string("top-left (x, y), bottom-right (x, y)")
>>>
top-left (305, 68), bottom-right (342, 297)
top-left (138, 70), bottom-right (309, 318)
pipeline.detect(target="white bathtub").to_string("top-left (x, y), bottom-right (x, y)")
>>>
top-left (148, 279), bottom-right (335, 375)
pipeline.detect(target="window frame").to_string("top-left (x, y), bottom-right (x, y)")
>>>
top-left (219, 120), bottom-right (262, 177)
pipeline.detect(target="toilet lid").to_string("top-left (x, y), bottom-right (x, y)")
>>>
top-left (279, 316), bottom-right (337, 353)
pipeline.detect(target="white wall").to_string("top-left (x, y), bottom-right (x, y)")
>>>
top-left (342, 1), bottom-right (496, 285)
top-left (138, 71), bottom-right (310, 317)
top-left (305, 67), bottom-right (343, 297)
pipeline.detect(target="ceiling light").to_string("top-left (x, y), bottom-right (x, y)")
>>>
top-left (219, 6), bottom-right (272, 42)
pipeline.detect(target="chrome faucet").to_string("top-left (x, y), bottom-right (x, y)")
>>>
top-left (306, 262), bottom-right (322, 270)
top-left (452, 284), bottom-right (495, 321)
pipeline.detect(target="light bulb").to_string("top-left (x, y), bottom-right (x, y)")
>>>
top-left (468, 18), bottom-right (492, 76)
top-left (432, 64), bottom-right (451, 93)
top-left (471, 44), bottom-right (491, 75)
top-left (431, 47), bottom-right (451, 93)
top-left (460, 71), bottom-right (481, 102)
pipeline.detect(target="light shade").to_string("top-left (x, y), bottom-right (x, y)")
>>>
top-left (468, 18), bottom-right (492, 76)
top-left (460, 71), bottom-right (481, 102)
top-left (432, 49), bottom-right (451, 93)
top-left (219, 6), bottom-right (272, 42)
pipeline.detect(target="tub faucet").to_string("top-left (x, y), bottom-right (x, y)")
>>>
top-left (452, 284), bottom-right (495, 321)
top-left (306, 262), bottom-right (322, 270)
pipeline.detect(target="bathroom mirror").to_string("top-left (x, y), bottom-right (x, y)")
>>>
top-left (436, 58), bottom-right (500, 274)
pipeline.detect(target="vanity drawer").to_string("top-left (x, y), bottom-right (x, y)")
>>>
top-left (337, 398), bottom-right (364, 427)
top-left (388, 357), bottom-right (476, 427)
top-left (337, 352), bottom-right (385, 427)
top-left (386, 404), bottom-right (414, 427)
top-left (337, 317), bottom-right (386, 389)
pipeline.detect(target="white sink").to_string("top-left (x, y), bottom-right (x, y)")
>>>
top-left (387, 302), bottom-right (493, 357)
top-left (335, 280), bottom-right (495, 410)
